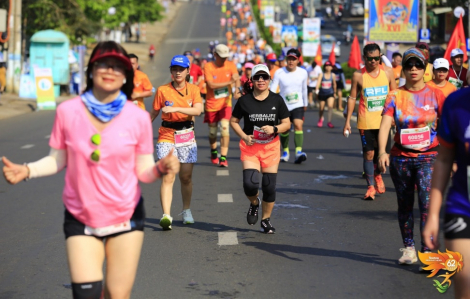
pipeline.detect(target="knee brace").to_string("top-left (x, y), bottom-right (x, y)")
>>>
top-left (243, 169), bottom-right (259, 197)
top-left (72, 281), bottom-right (103, 299)
top-left (209, 126), bottom-right (218, 139)
top-left (262, 173), bottom-right (277, 203)
top-left (220, 119), bottom-right (230, 137)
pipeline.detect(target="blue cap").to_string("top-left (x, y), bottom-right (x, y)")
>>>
top-left (170, 55), bottom-right (190, 68)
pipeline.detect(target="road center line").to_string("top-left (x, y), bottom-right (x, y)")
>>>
top-left (217, 194), bottom-right (233, 203)
top-left (218, 232), bottom-right (238, 245)
top-left (21, 144), bottom-right (35, 149)
top-left (216, 170), bottom-right (229, 176)
top-left (44, 135), bottom-right (50, 138)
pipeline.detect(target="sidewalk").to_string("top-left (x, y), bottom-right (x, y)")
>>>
top-left (0, 1), bottom-right (183, 121)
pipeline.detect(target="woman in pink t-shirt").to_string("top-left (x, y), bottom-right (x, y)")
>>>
top-left (2, 41), bottom-right (180, 299)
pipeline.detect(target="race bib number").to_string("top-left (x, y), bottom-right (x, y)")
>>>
top-left (253, 126), bottom-right (274, 144)
top-left (84, 220), bottom-right (131, 237)
top-left (174, 128), bottom-right (195, 148)
top-left (214, 87), bottom-right (229, 99)
top-left (448, 77), bottom-right (463, 89)
top-left (364, 86), bottom-right (388, 112)
top-left (321, 81), bottom-right (332, 89)
top-left (189, 76), bottom-right (194, 84)
top-left (285, 92), bottom-right (300, 104)
top-left (400, 126), bottom-right (431, 150)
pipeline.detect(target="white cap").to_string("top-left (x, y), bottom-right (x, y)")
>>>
top-left (451, 48), bottom-right (464, 57)
top-left (251, 64), bottom-right (270, 78)
top-left (433, 58), bottom-right (449, 70)
top-left (215, 44), bottom-right (230, 58)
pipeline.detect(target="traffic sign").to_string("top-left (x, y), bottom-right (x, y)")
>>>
top-left (419, 29), bottom-right (430, 43)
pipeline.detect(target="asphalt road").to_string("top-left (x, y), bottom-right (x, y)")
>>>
top-left (0, 1), bottom-right (450, 298)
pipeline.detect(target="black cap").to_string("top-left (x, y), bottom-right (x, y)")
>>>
top-left (286, 48), bottom-right (301, 59)
top-left (183, 51), bottom-right (193, 56)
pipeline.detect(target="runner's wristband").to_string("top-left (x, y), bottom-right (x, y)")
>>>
top-left (273, 126), bottom-right (278, 134)
top-left (23, 163), bottom-right (30, 182)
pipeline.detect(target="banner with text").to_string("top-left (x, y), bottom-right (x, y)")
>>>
top-left (273, 22), bottom-right (283, 43)
top-left (264, 6), bottom-right (274, 27)
top-left (368, 0), bottom-right (418, 43)
top-left (302, 18), bottom-right (321, 57)
top-left (281, 25), bottom-right (298, 47)
top-left (34, 67), bottom-right (56, 110)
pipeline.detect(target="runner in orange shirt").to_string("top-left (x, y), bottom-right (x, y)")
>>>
top-left (150, 55), bottom-right (203, 230)
top-left (427, 58), bottom-right (457, 97)
top-left (204, 44), bottom-right (241, 167)
top-left (226, 31), bottom-right (233, 43)
top-left (391, 52), bottom-right (402, 85)
top-left (128, 54), bottom-right (153, 110)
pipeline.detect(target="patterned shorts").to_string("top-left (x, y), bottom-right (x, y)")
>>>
top-left (156, 142), bottom-right (198, 164)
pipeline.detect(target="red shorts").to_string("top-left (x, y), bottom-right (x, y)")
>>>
top-left (204, 106), bottom-right (232, 124)
top-left (239, 136), bottom-right (280, 168)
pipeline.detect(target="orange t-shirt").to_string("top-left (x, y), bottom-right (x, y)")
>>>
top-left (133, 69), bottom-right (153, 110)
top-left (153, 82), bottom-right (202, 143)
top-left (426, 80), bottom-right (457, 98)
top-left (204, 61), bottom-right (238, 112)
top-left (226, 31), bottom-right (233, 42)
top-left (392, 65), bottom-right (402, 80)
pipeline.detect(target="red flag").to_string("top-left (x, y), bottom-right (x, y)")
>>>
top-left (348, 36), bottom-right (362, 70)
top-left (315, 44), bottom-right (322, 65)
top-left (444, 15), bottom-right (467, 62)
top-left (329, 43), bottom-right (336, 65)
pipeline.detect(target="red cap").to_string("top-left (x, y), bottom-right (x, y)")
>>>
top-left (324, 61), bottom-right (332, 67)
top-left (90, 49), bottom-right (132, 70)
top-left (266, 53), bottom-right (277, 61)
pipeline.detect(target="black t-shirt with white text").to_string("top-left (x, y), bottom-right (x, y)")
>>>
top-left (232, 91), bottom-right (290, 136)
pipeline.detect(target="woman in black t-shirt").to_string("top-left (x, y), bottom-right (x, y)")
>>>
top-left (230, 64), bottom-right (291, 234)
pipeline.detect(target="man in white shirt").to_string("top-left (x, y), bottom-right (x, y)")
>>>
top-left (270, 48), bottom-right (309, 164)
top-left (307, 61), bottom-right (322, 108)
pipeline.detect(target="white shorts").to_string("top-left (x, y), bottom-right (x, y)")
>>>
top-left (156, 142), bottom-right (198, 164)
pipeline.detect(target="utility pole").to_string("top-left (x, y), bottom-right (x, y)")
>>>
top-left (13, 0), bottom-right (21, 93)
top-left (6, 0), bottom-right (21, 94)
top-left (422, 0), bottom-right (427, 32)
top-left (309, 0), bottom-right (314, 17)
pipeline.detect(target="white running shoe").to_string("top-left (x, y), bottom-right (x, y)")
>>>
top-left (180, 209), bottom-right (195, 224)
top-left (280, 151), bottom-right (289, 162)
top-left (159, 214), bottom-right (173, 230)
top-left (398, 247), bottom-right (417, 264)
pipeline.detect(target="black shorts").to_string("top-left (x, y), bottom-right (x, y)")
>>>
top-left (319, 94), bottom-right (334, 101)
top-left (201, 93), bottom-right (206, 100)
top-left (63, 197), bottom-right (145, 239)
top-left (359, 129), bottom-right (392, 153)
top-left (289, 107), bottom-right (305, 122)
top-left (336, 81), bottom-right (344, 90)
top-left (307, 86), bottom-right (316, 94)
top-left (444, 214), bottom-right (470, 239)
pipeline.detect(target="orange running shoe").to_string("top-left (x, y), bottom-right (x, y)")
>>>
top-left (364, 186), bottom-right (376, 200)
top-left (374, 174), bottom-right (386, 194)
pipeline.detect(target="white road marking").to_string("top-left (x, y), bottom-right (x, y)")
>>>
top-left (21, 144), bottom-right (35, 149)
top-left (218, 232), bottom-right (238, 245)
top-left (218, 194), bottom-right (233, 202)
top-left (216, 141), bottom-right (220, 146)
top-left (165, 37), bottom-right (221, 44)
top-left (217, 170), bottom-right (229, 176)
top-left (217, 132), bottom-right (221, 137)
top-left (44, 135), bottom-right (50, 139)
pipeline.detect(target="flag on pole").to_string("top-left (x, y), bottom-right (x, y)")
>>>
top-left (348, 36), bottom-right (362, 70)
top-left (329, 43), bottom-right (336, 65)
top-left (315, 44), bottom-right (322, 65)
top-left (444, 15), bottom-right (467, 62)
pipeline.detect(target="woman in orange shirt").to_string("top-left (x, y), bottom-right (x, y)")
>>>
top-left (151, 55), bottom-right (203, 230)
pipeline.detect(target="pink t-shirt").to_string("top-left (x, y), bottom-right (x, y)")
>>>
top-left (50, 97), bottom-right (153, 228)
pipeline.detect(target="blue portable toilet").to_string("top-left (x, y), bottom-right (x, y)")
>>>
top-left (30, 30), bottom-right (70, 97)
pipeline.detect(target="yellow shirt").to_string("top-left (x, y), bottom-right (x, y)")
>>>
top-left (358, 67), bottom-right (389, 130)
top-left (423, 64), bottom-right (433, 83)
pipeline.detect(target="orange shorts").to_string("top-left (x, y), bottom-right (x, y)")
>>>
top-left (204, 106), bottom-right (232, 124)
top-left (239, 136), bottom-right (280, 168)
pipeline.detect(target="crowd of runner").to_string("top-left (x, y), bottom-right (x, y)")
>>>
top-left (2, 0), bottom-right (470, 298)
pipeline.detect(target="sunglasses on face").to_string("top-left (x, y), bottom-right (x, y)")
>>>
top-left (366, 56), bottom-right (380, 62)
top-left (94, 62), bottom-right (126, 74)
top-left (435, 68), bottom-right (448, 73)
top-left (404, 62), bottom-right (425, 70)
top-left (252, 74), bottom-right (270, 81)
top-left (90, 133), bottom-right (101, 162)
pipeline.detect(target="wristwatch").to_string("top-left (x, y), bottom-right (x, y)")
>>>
top-left (273, 126), bottom-right (278, 133)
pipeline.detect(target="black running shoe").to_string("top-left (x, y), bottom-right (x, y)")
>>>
top-left (247, 198), bottom-right (260, 225)
top-left (260, 218), bottom-right (276, 234)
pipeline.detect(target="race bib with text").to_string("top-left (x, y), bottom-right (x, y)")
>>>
top-left (364, 85), bottom-right (388, 112)
top-left (400, 126), bottom-right (431, 150)
top-left (174, 128), bottom-right (195, 148)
